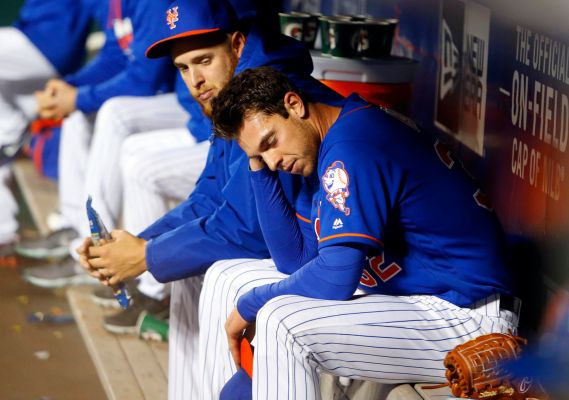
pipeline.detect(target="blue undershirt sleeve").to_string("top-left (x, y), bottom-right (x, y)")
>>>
top-left (250, 168), bottom-right (317, 274)
top-left (236, 244), bottom-right (367, 322)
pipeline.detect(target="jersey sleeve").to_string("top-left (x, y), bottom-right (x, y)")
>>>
top-left (316, 140), bottom-right (401, 251)
top-left (250, 168), bottom-right (317, 274)
top-left (74, 1), bottom-right (175, 113)
top-left (142, 144), bottom-right (271, 282)
top-left (64, 25), bottom-right (127, 87)
top-left (236, 244), bottom-right (367, 322)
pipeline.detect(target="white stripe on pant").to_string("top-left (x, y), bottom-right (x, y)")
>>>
top-left (198, 259), bottom-right (518, 400)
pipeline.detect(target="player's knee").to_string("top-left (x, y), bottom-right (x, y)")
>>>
top-left (98, 97), bottom-right (130, 119)
top-left (256, 296), bottom-right (295, 336)
top-left (119, 135), bottom-right (153, 184)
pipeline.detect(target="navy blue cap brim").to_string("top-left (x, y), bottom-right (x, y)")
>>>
top-left (145, 28), bottom-right (222, 59)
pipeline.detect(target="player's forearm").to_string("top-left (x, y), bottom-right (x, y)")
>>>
top-left (250, 168), bottom-right (317, 274)
top-left (237, 245), bottom-right (366, 322)
top-left (145, 215), bottom-right (270, 283)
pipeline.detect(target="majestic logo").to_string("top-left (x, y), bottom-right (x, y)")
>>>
top-left (332, 218), bottom-right (344, 230)
top-left (166, 7), bottom-right (179, 30)
top-left (322, 161), bottom-right (351, 216)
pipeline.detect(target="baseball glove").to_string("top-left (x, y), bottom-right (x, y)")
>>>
top-left (444, 332), bottom-right (548, 399)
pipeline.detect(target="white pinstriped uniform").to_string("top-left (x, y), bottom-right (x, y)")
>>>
top-left (0, 27), bottom-right (56, 142)
top-left (58, 94), bottom-right (208, 300)
top-left (169, 275), bottom-right (204, 400)
top-left (0, 27), bottom-right (57, 244)
top-left (198, 259), bottom-right (519, 400)
top-left (0, 165), bottom-right (18, 244)
top-left (119, 127), bottom-right (209, 301)
top-left (199, 259), bottom-right (281, 399)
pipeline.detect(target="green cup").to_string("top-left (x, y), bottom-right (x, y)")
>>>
top-left (327, 18), bottom-right (398, 59)
top-left (137, 312), bottom-right (169, 342)
top-left (359, 18), bottom-right (398, 58)
top-left (319, 16), bottom-right (332, 55)
top-left (279, 12), bottom-right (320, 49)
top-left (327, 19), bottom-right (362, 58)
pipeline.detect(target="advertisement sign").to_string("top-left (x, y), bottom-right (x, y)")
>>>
top-left (435, 0), bottom-right (489, 155)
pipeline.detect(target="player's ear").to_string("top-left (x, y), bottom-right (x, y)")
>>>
top-left (230, 31), bottom-right (246, 58)
top-left (283, 92), bottom-right (306, 118)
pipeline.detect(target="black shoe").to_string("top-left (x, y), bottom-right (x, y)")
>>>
top-left (103, 293), bottom-right (169, 335)
top-left (15, 227), bottom-right (78, 260)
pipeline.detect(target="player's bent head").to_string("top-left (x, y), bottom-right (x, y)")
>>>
top-left (212, 66), bottom-right (309, 140)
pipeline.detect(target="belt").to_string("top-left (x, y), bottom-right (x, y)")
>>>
top-left (499, 294), bottom-right (522, 316)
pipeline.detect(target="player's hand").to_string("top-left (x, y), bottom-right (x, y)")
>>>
top-left (35, 87), bottom-right (59, 119)
top-left (249, 156), bottom-right (267, 172)
top-left (225, 307), bottom-right (251, 368)
top-left (49, 80), bottom-right (78, 120)
top-left (87, 230), bottom-right (148, 285)
top-left (77, 236), bottom-right (97, 275)
top-left (36, 79), bottom-right (77, 120)
top-left (76, 236), bottom-right (109, 281)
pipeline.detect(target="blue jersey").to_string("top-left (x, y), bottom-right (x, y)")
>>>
top-left (139, 24), bottom-right (343, 282)
top-left (312, 94), bottom-right (511, 306)
top-left (236, 95), bottom-right (512, 322)
top-left (14, 0), bottom-right (105, 76)
top-left (65, 0), bottom-right (175, 113)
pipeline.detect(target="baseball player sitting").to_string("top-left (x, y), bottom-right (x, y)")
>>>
top-left (83, 0), bottom-right (258, 335)
top-left (76, 0), bottom-right (342, 398)
top-left (18, 0), bottom-right (176, 287)
top-left (209, 66), bottom-right (521, 400)
top-left (0, 0), bottom-right (103, 257)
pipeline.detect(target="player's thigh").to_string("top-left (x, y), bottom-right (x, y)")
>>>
top-left (0, 27), bottom-right (55, 81)
top-left (121, 128), bottom-right (209, 199)
top-left (202, 259), bottom-right (282, 309)
top-left (97, 94), bottom-right (187, 133)
top-left (256, 294), bottom-right (504, 381)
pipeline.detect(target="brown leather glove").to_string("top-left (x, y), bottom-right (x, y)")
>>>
top-left (444, 333), bottom-right (548, 399)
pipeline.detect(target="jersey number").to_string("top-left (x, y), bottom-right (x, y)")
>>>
top-left (359, 252), bottom-right (402, 287)
top-left (434, 140), bottom-right (493, 210)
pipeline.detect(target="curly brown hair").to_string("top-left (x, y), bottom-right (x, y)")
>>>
top-left (211, 66), bottom-right (309, 140)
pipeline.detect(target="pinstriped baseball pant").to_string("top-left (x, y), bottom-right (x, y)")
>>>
top-left (0, 165), bottom-right (17, 244)
top-left (0, 27), bottom-right (56, 243)
top-left (198, 259), bottom-right (519, 400)
top-left (59, 95), bottom-right (208, 301)
top-left (59, 94), bottom-right (190, 238)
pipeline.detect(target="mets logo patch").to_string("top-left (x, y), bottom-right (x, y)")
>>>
top-left (322, 160), bottom-right (351, 216)
top-left (166, 7), bottom-right (179, 30)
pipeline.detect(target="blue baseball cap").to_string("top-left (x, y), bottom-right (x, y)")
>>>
top-left (146, 0), bottom-right (238, 59)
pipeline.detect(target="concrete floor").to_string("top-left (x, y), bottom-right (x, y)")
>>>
top-left (0, 187), bottom-right (106, 400)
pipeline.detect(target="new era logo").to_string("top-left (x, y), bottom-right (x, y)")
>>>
top-left (332, 218), bottom-right (343, 230)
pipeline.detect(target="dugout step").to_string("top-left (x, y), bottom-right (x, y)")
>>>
top-left (67, 286), bottom-right (168, 400)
